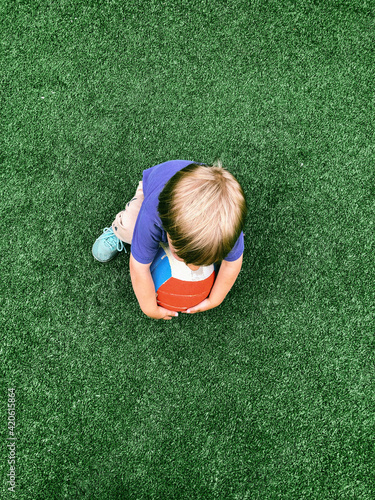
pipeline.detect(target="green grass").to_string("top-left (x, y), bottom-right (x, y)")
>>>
top-left (1, 0), bottom-right (374, 498)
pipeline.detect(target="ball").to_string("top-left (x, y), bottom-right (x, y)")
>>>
top-left (150, 243), bottom-right (217, 312)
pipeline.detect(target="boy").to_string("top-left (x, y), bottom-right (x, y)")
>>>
top-left (92, 159), bottom-right (246, 320)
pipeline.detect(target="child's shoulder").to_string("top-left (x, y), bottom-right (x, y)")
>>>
top-left (144, 159), bottom-right (195, 175)
top-left (142, 160), bottom-right (197, 194)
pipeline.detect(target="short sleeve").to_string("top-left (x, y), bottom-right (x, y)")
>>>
top-left (130, 206), bottom-right (163, 264)
top-left (224, 232), bottom-right (244, 262)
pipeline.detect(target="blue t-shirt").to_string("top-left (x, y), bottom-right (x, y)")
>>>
top-left (131, 160), bottom-right (244, 264)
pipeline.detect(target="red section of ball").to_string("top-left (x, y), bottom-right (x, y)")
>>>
top-left (156, 273), bottom-right (216, 312)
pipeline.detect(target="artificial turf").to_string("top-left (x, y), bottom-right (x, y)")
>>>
top-left (1, 0), bottom-right (374, 498)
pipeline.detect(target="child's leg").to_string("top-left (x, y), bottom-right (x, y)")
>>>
top-left (92, 181), bottom-right (144, 262)
top-left (112, 181), bottom-right (144, 244)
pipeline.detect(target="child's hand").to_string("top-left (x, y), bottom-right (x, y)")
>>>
top-left (147, 306), bottom-right (179, 320)
top-left (183, 298), bottom-right (214, 314)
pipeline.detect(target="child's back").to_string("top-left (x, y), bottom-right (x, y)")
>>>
top-left (92, 159), bottom-right (246, 319)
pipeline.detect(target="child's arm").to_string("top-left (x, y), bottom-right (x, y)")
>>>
top-left (129, 254), bottom-right (179, 320)
top-left (184, 255), bottom-right (243, 314)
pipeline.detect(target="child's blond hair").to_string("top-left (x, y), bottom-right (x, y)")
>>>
top-left (158, 161), bottom-right (247, 265)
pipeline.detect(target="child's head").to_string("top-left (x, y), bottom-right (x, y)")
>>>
top-left (158, 161), bottom-right (247, 266)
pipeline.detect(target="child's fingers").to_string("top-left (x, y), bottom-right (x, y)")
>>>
top-left (161, 309), bottom-right (179, 320)
top-left (163, 315), bottom-right (176, 320)
top-left (189, 304), bottom-right (204, 312)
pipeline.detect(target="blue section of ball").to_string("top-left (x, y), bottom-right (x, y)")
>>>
top-left (150, 245), bottom-right (172, 291)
